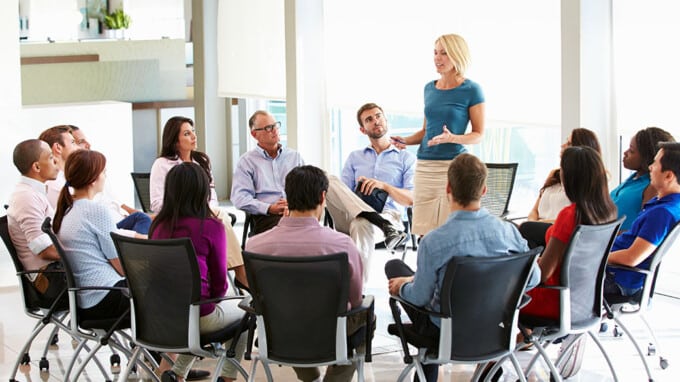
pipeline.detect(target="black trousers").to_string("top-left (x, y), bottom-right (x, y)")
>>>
top-left (79, 279), bottom-right (129, 323)
top-left (518, 221), bottom-right (552, 249)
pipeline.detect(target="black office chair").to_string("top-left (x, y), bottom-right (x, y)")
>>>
top-left (130, 172), bottom-right (153, 213)
top-left (111, 232), bottom-right (250, 381)
top-left (481, 163), bottom-right (518, 218)
top-left (603, 220), bottom-right (680, 378)
top-left (240, 251), bottom-right (374, 382)
top-left (387, 248), bottom-right (541, 382)
top-left (1, 215), bottom-right (69, 378)
top-left (518, 218), bottom-right (624, 381)
top-left (132, 172), bottom-right (237, 227)
top-left (41, 217), bottom-right (155, 381)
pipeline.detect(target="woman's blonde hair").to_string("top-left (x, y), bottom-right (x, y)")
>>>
top-left (436, 34), bottom-right (471, 76)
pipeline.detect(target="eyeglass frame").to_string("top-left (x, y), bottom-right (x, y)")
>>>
top-left (252, 121), bottom-right (281, 132)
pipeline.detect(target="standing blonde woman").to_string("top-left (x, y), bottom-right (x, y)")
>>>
top-left (392, 33), bottom-right (485, 235)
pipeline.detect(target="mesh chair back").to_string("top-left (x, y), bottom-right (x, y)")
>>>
top-left (439, 248), bottom-right (541, 361)
top-left (640, 221), bottom-right (680, 303)
top-left (111, 233), bottom-right (200, 349)
top-left (243, 251), bottom-right (350, 363)
top-left (130, 172), bottom-right (152, 213)
top-left (1, 215), bottom-right (48, 311)
top-left (481, 163), bottom-right (518, 217)
top-left (561, 218), bottom-right (623, 327)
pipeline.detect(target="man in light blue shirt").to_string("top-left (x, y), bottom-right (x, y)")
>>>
top-left (386, 153), bottom-right (540, 382)
top-left (231, 110), bottom-right (305, 234)
top-left (327, 103), bottom-right (414, 278)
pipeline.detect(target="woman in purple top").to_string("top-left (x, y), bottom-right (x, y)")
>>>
top-left (149, 162), bottom-right (245, 382)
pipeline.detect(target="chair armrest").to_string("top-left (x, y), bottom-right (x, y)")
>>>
top-left (606, 263), bottom-right (652, 276)
top-left (519, 293), bottom-right (532, 309)
top-left (390, 294), bottom-right (446, 318)
top-left (237, 296), bottom-right (256, 314)
top-left (195, 295), bottom-right (244, 306)
top-left (19, 269), bottom-right (65, 276)
top-left (531, 284), bottom-right (567, 292)
top-left (343, 295), bottom-right (375, 317)
top-left (72, 286), bottom-right (129, 298)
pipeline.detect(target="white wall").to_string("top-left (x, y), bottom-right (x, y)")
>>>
top-left (0, 0), bottom-right (25, 286)
top-left (20, 102), bottom-right (135, 206)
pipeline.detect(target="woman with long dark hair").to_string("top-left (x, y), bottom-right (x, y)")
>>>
top-left (149, 116), bottom-right (247, 287)
top-left (150, 163), bottom-right (245, 382)
top-left (521, 146), bottom-right (617, 320)
top-left (53, 150), bottom-right (128, 321)
top-left (520, 128), bottom-right (602, 248)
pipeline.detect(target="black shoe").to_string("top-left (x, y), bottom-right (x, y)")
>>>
top-left (161, 370), bottom-right (178, 382)
top-left (186, 369), bottom-right (211, 381)
top-left (384, 228), bottom-right (407, 250)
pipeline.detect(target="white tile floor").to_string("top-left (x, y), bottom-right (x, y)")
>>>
top-left (2, 208), bottom-right (679, 381)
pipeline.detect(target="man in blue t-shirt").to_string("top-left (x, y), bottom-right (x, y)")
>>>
top-left (607, 142), bottom-right (680, 296)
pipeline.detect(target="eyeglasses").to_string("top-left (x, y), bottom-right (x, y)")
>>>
top-left (252, 121), bottom-right (281, 132)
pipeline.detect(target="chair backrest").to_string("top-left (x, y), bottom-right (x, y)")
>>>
top-left (41, 217), bottom-right (78, 291)
top-left (560, 218), bottom-right (624, 327)
top-left (639, 220), bottom-right (680, 306)
top-left (130, 172), bottom-right (152, 213)
top-left (111, 232), bottom-right (200, 350)
top-left (1, 215), bottom-right (48, 311)
top-left (243, 251), bottom-right (350, 364)
top-left (481, 163), bottom-right (518, 217)
top-left (438, 248), bottom-right (541, 361)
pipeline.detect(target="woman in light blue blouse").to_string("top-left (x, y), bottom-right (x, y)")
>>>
top-left (392, 33), bottom-right (485, 235)
top-left (611, 127), bottom-right (674, 231)
top-left (53, 150), bottom-right (128, 321)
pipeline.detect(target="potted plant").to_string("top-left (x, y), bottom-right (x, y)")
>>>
top-left (103, 9), bottom-right (131, 39)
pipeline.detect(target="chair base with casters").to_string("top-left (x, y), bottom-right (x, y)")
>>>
top-left (514, 218), bottom-right (624, 382)
top-left (1, 214), bottom-right (73, 380)
top-left (387, 249), bottom-right (541, 382)
top-left (41, 217), bottom-right (157, 382)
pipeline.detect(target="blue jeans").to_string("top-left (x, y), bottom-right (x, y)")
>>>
top-left (116, 212), bottom-right (151, 235)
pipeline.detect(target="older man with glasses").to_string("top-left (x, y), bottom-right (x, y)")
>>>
top-left (231, 110), bottom-right (304, 234)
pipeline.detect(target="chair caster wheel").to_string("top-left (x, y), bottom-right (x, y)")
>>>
top-left (648, 343), bottom-right (656, 356)
top-left (39, 357), bottom-right (49, 372)
top-left (613, 327), bottom-right (623, 337)
top-left (599, 322), bottom-right (608, 333)
top-left (50, 333), bottom-right (59, 346)
top-left (21, 353), bottom-right (31, 365)
top-left (660, 357), bottom-right (669, 369)
top-left (110, 353), bottom-right (121, 367)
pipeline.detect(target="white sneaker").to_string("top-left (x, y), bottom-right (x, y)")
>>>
top-left (556, 334), bottom-right (587, 379)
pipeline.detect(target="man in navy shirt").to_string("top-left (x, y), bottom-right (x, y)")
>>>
top-left (607, 142), bottom-right (680, 296)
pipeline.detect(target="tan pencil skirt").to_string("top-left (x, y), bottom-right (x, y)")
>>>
top-left (412, 159), bottom-right (452, 236)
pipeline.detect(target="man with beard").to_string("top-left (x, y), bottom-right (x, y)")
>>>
top-left (325, 103), bottom-right (415, 279)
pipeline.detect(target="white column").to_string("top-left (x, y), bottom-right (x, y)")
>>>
top-left (1, 1), bottom-right (24, 286)
top-left (284, 0), bottom-right (329, 170)
top-left (561, 0), bottom-right (618, 182)
top-left (193, 0), bottom-right (232, 199)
